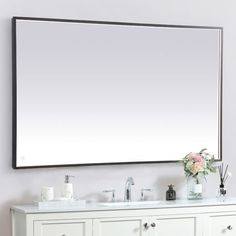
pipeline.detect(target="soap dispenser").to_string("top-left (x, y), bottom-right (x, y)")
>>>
top-left (63, 175), bottom-right (74, 200)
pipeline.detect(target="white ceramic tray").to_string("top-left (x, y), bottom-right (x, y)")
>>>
top-left (34, 199), bottom-right (86, 210)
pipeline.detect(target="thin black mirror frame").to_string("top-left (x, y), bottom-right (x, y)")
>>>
top-left (12, 16), bottom-right (223, 169)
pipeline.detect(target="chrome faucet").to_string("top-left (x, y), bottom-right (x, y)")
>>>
top-left (124, 177), bottom-right (135, 202)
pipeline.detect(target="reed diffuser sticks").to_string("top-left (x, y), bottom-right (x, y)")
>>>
top-left (218, 163), bottom-right (231, 186)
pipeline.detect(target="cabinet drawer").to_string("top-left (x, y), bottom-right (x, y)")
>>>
top-left (34, 219), bottom-right (92, 236)
top-left (210, 215), bottom-right (236, 236)
top-left (93, 217), bottom-right (148, 236)
top-left (152, 216), bottom-right (197, 236)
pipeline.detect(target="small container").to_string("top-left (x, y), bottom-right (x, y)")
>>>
top-left (166, 184), bottom-right (176, 201)
top-left (41, 187), bottom-right (54, 201)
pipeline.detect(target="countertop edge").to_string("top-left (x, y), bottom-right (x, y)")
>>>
top-left (10, 198), bottom-right (236, 214)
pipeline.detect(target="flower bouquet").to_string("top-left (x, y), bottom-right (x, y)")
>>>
top-left (183, 148), bottom-right (216, 199)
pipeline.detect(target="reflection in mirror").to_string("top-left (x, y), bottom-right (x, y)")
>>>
top-left (12, 17), bottom-right (222, 168)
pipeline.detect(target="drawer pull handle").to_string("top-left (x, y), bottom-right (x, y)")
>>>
top-left (62, 234), bottom-right (67, 236)
top-left (227, 225), bottom-right (233, 230)
top-left (144, 223), bottom-right (149, 229)
top-left (151, 223), bottom-right (156, 228)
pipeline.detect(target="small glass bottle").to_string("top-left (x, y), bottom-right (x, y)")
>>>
top-left (217, 184), bottom-right (226, 201)
top-left (166, 184), bottom-right (176, 201)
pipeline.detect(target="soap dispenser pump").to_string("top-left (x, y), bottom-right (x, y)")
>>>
top-left (63, 175), bottom-right (75, 200)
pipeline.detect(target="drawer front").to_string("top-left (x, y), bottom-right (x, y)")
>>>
top-left (152, 216), bottom-right (197, 236)
top-left (34, 219), bottom-right (92, 236)
top-left (209, 215), bottom-right (236, 236)
top-left (93, 217), bottom-right (149, 236)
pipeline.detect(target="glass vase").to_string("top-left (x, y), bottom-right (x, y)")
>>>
top-left (187, 176), bottom-right (204, 200)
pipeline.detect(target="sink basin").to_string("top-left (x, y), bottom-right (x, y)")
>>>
top-left (99, 201), bottom-right (161, 207)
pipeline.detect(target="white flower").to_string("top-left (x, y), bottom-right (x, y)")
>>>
top-left (227, 171), bottom-right (232, 177)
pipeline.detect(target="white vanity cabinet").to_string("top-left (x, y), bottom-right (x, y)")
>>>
top-left (11, 199), bottom-right (236, 236)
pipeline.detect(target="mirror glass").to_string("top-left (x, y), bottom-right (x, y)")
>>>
top-left (13, 18), bottom-right (222, 168)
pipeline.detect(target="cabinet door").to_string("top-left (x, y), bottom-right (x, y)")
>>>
top-left (209, 215), bottom-right (236, 236)
top-left (150, 216), bottom-right (197, 236)
top-left (93, 217), bottom-right (149, 236)
top-left (34, 219), bottom-right (92, 236)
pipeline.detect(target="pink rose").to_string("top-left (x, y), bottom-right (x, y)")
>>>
top-left (190, 162), bottom-right (202, 175)
top-left (190, 152), bottom-right (204, 164)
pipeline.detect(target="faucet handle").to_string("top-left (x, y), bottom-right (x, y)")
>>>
top-left (140, 188), bottom-right (151, 201)
top-left (103, 189), bottom-right (115, 202)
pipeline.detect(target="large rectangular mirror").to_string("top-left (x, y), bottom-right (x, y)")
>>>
top-left (12, 17), bottom-right (222, 168)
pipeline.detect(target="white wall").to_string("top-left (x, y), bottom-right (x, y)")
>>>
top-left (0, 0), bottom-right (236, 235)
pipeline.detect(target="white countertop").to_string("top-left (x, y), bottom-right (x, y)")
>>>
top-left (11, 197), bottom-right (236, 214)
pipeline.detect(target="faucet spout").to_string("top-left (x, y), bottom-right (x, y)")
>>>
top-left (124, 177), bottom-right (135, 202)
